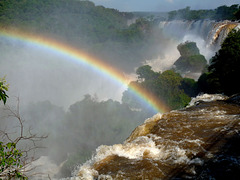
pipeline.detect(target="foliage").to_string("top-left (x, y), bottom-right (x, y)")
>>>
top-left (197, 72), bottom-right (221, 94)
top-left (0, 78), bottom-right (26, 179)
top-left (0, 142), bottom-right (26, 179)
top-left (157, 70), bottom-right (191, 109)
top-left (0, 0), bottom-right (129, 40)
top-left (23, 95), bottom-right (150, 178)
top-left (122, 68), bottom-right (194, 111)
top-left (0, 77), bottom-right (8, 104)
top-left (177, 42), bottom-right (200, 57)
top-left (215, 4), bottom-right (240, 21)
top-left (198, 30), bottom-right (240, 95)
top-left (0, 103), bottom-right (48, 179)
top-left (174, 55), bottom-right (207, 73)
top-left (173, 42), bottom-right (207, 75)
top-left (0, 0), bottom-right (171, 72)
top-left (235, 7), bottom-right (240, 20)
top-left (168, 4), bottom-right (240, 21)
top-left (136, 65), bottom-right (159, 81)
top-left (0, 78), bottom-right (47, 179)
top-left (180, 78), bottom-right (199, 97)
top-left (58, 95), bottom-right (149, 177)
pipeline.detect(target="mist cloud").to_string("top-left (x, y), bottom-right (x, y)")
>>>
top-left (0, 39), bottom-right (126, 109)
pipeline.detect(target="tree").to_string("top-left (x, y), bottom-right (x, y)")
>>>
top-left (157, 70), bottom-right (190, 109)
top-left (177, 41), bottom-right (200, 57)
top-left (122, 68), bottom-right (192, 111)
top-left (180, 78), bottom-right (198, 97)
top-left (0, 77), bottom-right (8, 104)
top-left (136, 65), bottom-right (159, 82)
top-left (173, 41), bottom-right (207, 77)
top-left (167, 4), bottom-right (240, 21)
top-left (60, 94), bottom-right (148, 177)
top-left (0, 78), bottom-right (47, 179)
top-left (215, 4), bottom-right (239, 20)
top-left (207, 30), bottom-right (240, 95)
top-left (235, 7), bottom-right (240, 20)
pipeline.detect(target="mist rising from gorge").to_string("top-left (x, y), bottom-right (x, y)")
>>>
top-left (0, 22), bottom-right (217, 177)
top-left (1, 0), bottom-right (239, 178)
top-left (0, 38), bottom-right (128, 108)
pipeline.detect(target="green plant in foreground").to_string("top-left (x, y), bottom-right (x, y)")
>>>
top-left (0, 142), bottom-right (27, 179)
top-left (0, 77), bottom-right (9, 104)
top-left (0, 77), bottom-right (27, 179)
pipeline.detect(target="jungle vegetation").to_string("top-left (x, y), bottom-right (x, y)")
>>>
top-left (168, 4), bottom-right (240, 21)
top-left (1, 0), bottom-right (240, 178)
top-left (0, 0), bottom-right (168, 72)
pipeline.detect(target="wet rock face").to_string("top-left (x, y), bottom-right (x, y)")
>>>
top-left (75, 95), bottom-right (240, 179)
top-left (225, 93), bottom-right (240, 105)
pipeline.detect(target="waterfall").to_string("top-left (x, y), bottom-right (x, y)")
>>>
top-left (158, 20), bottom-right (240, 59)
top-left (72, 94), bottom-right (240, 179)
top-left (145, 20), bottom-right (240, 75)
top-left (159, 20), bottom-right (240, 47)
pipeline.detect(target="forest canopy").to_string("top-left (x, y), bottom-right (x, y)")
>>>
top-left (122, 66), bottom-right (197, 110)
top-left (198, 30), bottom-right (240, 95)
top-left (0, 0), bottom-right (169, 73)
top-left (1, 1), bottom-right (240, 178)
top-left (168, 4), bottom-right (240, 21)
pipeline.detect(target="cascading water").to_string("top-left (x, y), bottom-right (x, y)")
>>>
top-left (145, 20), bottom-right (240, 76)
top-left (159, 20), bottom-right (240, 48)
top-left (70, 94), bottom-right (240, 179)
top-left (158, 20), bottom-right (240, 59)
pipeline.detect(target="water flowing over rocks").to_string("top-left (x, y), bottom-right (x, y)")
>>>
top-left (159, 20), bottom-right (240, 50)
top-left (73, 94), bottom-right (240, 179)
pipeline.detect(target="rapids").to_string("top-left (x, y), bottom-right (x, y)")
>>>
top-left (72, 94), bottom-right (240, 179)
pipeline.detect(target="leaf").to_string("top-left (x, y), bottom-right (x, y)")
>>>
top-left (6, 143), bottom-right (13, 149)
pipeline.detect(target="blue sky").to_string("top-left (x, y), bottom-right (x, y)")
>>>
top-left (90, 0), bottom-right (240, 12)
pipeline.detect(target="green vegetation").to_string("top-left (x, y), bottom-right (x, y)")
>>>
top-left (0, 77), bottom-right (8, 104)
top-left (168, 4), bottom-right (240, 21)
top-left (198, 30), bottom-right (240, 95)
top-left (0, 78), bottom-right (27, 179)
top-left (0, 0), bottom-right (169, 72)
top-left (177, 42), bottom-right (200, 57)
top-left (122, 42), bottom-right (208, 111)
top-left (235, 8), bottom-right (240, 20)
top-left (122, 65), bottom-right (198, 110)
top-left (1, 1), bottom-right (240, 177)
top-left (0, 142), bottom-right (26, 179)
top-left (0, 78), bottom-right (48, 179)
top-left (125, 28), bottom-right (240, 110)
top-left (23, 95), bottom-right (150, 177)
top-left (60, 95), bottom-right (150, 175)
top-left (132, 12), bottom-right (168, 21)
top-left (173, 42), bottom-right (207, 75)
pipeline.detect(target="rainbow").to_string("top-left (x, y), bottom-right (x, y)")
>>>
top-left (0, 28), bottom-right (170, 113)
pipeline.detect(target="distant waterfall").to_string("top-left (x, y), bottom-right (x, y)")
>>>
top-left (144, 20), bottom-right (240, 73)
top-left (159, 20), bottom-right (240, 51)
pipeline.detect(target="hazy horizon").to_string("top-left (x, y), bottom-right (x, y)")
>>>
top-left (91, 0), bottom-right (240, 12)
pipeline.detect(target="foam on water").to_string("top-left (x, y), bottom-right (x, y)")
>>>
top-left (75, 134), bottom-right (190, 179)
top-left (70, 94), bottom-right (240, 179)
top-left (187, 94), bottom-right (228, 107)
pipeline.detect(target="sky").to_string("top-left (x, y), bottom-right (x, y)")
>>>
top-left (91, 0), bottom-right (240, 12)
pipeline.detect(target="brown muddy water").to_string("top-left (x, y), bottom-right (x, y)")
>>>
top-left (72, 94), bottom-right (240, 180)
